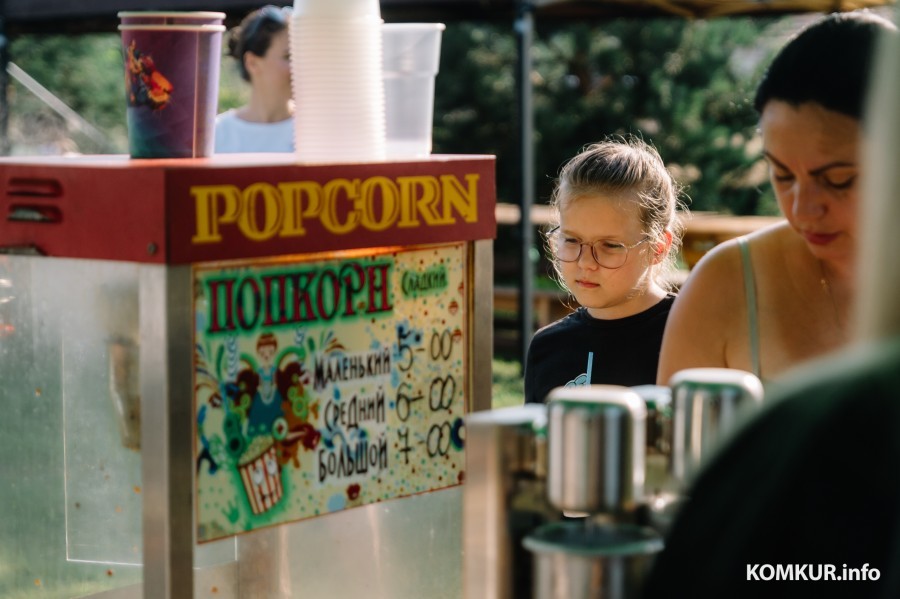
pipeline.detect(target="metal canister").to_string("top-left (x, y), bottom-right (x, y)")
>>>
top-left (668, 367), bottom-right (764, 487)
top-left (463, 404), bottom-right (555, 599)
top-left (546, 386), bottom-right (646, 516)
top-left (629, 385), bottom-right (672, 495)
top-left (523, 521), bottom-right (663, 599)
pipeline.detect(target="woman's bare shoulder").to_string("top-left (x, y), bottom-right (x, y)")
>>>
top-left (741, 220), bottom-right (794, 250)
top-left (740, 221), bottom-right (805, 281)
top-left (657, 221), bottom-right (796, 383)
top-left (682, 234), bottom-right (747, 289)
top-left (657, 237), bottom-right (750, 383)
top-left (691, 221), bottom-right (792, 276)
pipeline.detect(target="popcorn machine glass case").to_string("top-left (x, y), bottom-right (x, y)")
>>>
top-left (0, 154), bottom-right (495, 598)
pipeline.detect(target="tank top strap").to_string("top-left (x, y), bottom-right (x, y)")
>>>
top-left (737, 237), bottom-right (761, 378)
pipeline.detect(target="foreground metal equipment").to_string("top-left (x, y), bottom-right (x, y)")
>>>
top-left (464, 405), bottom-right (556, 599)
top-left (464, 374), bottom-right (764, 599)
top-left (524, 386), bottom-right (660, 599)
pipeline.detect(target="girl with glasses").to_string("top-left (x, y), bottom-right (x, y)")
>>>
top-left (215, 5), bottom-right (294, 153)
top-left (524, 137), bottom-right (685, 404)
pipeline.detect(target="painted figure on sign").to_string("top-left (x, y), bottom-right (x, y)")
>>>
top-left (247, 333), bottom-right (283, 436)
top-left (274, 359), bottom-right (320, 468)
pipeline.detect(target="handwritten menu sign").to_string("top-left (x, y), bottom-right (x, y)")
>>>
top-left (193, 243), bottom-right (467, 542)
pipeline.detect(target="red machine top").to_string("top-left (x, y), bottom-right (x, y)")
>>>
top-left (0, 153), bottom-right (497, 264)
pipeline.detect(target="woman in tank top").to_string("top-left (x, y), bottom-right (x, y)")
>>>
top-left (657, 12), bottom-right (897, 383)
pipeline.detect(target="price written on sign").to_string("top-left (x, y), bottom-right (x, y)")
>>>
top-left (193, 243), bottom-right (468, 543)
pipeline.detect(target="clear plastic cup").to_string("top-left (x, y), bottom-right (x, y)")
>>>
top-left (382, 23), bottom-right (445, 159)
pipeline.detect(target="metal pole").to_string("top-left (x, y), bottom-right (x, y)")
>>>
top-left (141, 267), bottom-right (195, 599)
top-left (0, 0), bottom-right (10, 156)
top-left (515, 0), bottom-right (535, 368)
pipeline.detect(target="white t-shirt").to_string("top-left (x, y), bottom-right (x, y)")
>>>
top-left (214, 109), bottom-right (295, 153)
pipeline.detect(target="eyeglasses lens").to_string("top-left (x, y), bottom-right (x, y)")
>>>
top-left (554, 237), bottom-right (628, 269)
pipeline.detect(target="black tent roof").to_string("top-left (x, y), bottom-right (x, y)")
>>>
top-left (3, 0), bottom-right (894, 34)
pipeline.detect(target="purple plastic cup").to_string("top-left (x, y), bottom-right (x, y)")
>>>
top-left (118, 11), bottom-right (225, 26)
top-left (119, 18), bottom-right (224, 159)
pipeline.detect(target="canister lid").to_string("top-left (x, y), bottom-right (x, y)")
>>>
top-left (523, 521), bottom-right (663, 557)
top-left (668, 367), bottom-right (764, 399)
top-left (547, 385), bottom-right (646, 419)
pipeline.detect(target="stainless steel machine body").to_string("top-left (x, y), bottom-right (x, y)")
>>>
top-left (0, 154), bottom-right (496, 598)
top-left (463, 405), bottom-right (556, 599)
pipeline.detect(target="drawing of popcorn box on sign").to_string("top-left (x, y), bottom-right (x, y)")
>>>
top-left (238, 436), bottom-right (284, 515)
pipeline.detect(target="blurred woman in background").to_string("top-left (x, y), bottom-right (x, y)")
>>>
top-left (215, 5), bottom-right (294, 153)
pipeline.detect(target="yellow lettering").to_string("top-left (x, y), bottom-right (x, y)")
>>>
top-left (190, 171), bottom-right (482, 244)
top-left (191, 185), bottom-right (241, 244)
top-left (278, 181), bottom-right (323, 237)
top-left (360, 176), bottom-right (400, 231)
top-left (397, 176), bottom-right (452, 227)
top-left (321, 178), bottom-right (361, 234)
top-left (237, 183), bottom-right (284, 241)
top-left (440, 174), bottom-right (479, 223)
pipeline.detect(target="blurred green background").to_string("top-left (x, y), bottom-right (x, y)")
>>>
top-left (6, 17), bottom-right (801, 214)
top-left (2, 13), bottom-right (860, 408)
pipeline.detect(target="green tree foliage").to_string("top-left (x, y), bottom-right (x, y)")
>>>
top-left (433, 17), bottom-right (790, 217)
top-left (218, 50), bottom-right (253, 113)
top-left (9, 34), bottom-right (127, 153)
top-left (7, 30), bottom-right (263, 154)
top-left (6, 16), bottom-right (802, 217)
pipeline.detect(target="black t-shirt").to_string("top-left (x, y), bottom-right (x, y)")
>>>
top-left (524, 294), bottom-right (675, 404)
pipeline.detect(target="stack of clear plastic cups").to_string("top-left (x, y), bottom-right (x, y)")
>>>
top-left (290, 0), bottom-right (386, 163)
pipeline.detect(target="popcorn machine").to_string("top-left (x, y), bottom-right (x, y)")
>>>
top-left (0, 153), bottom-right (495, 598)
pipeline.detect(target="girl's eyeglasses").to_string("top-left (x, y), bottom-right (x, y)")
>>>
top-left (549, 226), bottom-right (649, 270)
